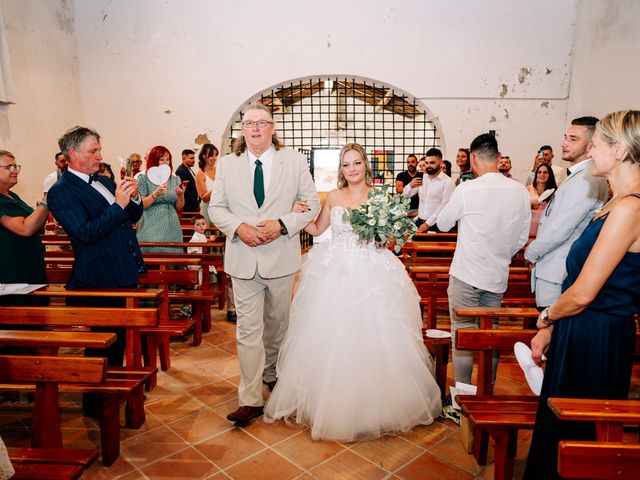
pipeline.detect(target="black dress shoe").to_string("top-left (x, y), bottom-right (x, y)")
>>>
top-left (226, 310), bottom-right (237, 323)
top-left (227, 405), bottom-right (263, 423)
top-left (263, 379), bottom-right (277, 392)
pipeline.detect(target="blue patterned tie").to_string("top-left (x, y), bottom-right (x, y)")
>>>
top-left (254, 159), bottom-right (264, 207)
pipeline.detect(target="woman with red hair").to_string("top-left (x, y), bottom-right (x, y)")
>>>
top-left (136, 146), bottom-right (185, 252)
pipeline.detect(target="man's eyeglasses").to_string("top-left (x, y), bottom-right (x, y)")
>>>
top-left (0, 164), bottom-right (21, 173)
top-left (242, 120), bottom-right (273, 128)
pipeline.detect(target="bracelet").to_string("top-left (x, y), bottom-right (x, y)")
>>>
top-left (37, 201), bottom-right (48, 209)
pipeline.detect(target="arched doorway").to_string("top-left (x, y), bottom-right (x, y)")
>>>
top-left (223, 76), bottom-right (443, 189)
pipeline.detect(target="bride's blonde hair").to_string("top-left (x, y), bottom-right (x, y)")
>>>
top-left (337, 143), bottom-right (373, 189)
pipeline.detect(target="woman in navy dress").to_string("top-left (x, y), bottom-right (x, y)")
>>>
top-left (525, 110), bottom-right (640, 479)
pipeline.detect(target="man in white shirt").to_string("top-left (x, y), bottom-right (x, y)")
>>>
top-left (43, 151), bottom-right (68, 196)
top-left (437, 133), bottom-right (530, 385)
top-left (524, 116), bottom-right (608, 308)
top-left (403, 148), bottom-right (454, 232)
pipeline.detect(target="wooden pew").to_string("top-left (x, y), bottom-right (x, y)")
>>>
top-left (0, 305), bottom-right (158, 369)
top-left (453, 312), bottom-right (540, 478)
top-left (408, 267), bottom-right (535, 329)
top-left (7, 447), bottom-right (98, 480)
top-left (0, 353), bottom-right (147, 466)
top-left (550, 398), bottom-right (640, 479)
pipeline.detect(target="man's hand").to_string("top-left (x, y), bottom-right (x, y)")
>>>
top-left (256, 219), bottom-right (282, 244)
top-left (418, 222), bottom-right (429, 233)
top-left (531, 327), bottom-right (552, 367)
top-left (115, 179), bottom-right (136, 208)
top-left (409, 177), bottom-right (422, 188)
top-left (122, 176), bottom-right (140, 201)
top-left (236, 223), bottom-right (267, 247)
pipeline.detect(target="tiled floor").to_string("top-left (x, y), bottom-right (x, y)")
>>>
top-left (1, 308), bottom-right (638, 479)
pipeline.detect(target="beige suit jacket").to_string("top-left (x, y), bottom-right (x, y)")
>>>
top-left (209, 148), bottom-right (320, 279)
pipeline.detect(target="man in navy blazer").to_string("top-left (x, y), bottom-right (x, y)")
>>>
top-left (48, 126), bottom-right (145, 366)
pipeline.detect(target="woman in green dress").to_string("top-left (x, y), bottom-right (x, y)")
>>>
top-left (136, 146), bottom-right (185, 253)
top-left (0, 150), bottom-right (48, 305)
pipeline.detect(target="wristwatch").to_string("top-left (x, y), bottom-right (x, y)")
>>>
top-left (277, 218), bottom-right (288, 236)
top-left (539, 307), bottom-right (553, 325)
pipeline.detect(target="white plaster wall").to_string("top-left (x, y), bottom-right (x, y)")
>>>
top-left (73, 0), bottom-right (578, 182)
top-left (567, 0), bottom-right (640, 119)
top-left (0, 0), bottom-right (84, 205)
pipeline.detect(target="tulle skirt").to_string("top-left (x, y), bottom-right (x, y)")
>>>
top-left (264, 242), bottom-right (442, 441)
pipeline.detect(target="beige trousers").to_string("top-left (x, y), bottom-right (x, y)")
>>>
top-left (231, 271), bottom-right (295, 407)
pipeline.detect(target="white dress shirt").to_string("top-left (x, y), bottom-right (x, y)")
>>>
top-left (67, 167), bottom-right (141, 206)
top-left (403, 171), bottom-right (455, 226)
top-left (247, 146), bottom-right (275, 194)
top-left (437, 172), bottom-right (531, 293)
top-left (68, 167), bottom-right (116, 204)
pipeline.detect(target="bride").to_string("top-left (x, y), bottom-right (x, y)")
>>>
top-left (264, 143), bottom-right (442, 441)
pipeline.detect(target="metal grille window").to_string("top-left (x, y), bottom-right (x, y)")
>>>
top-left (226, 77), bottom-right (441, 186)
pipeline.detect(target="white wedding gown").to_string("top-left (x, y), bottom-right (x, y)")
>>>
top-left (264, 206), bottom-right (442, 441)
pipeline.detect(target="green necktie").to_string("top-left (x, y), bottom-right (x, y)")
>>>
top-left (254, 159), bottom-right (265, 207)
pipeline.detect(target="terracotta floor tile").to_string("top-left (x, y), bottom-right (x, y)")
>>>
top-left (428, 434), bottom-right (480, 475)
top-left (273, 430), bottom-right (344, 470)
top-left (204, 331), bottom-right (237, 347)
top-left (144, 377), bottom-right (185, 407)
top-left (211, 398), bottom-right (239, 418)
top-left (140, 447), bottom-right (219, 479)
top-left (309, 450), bottom-right (388, 480)
top-left (121, 425), bottom-right (189, 467)
top-left (351, 435), bottom-right (424, 472)
top-left (199, 356), bottom-right (242, 379)
top-left (401, 422), bottom-right (453, 448)
top-left (114, 471), bottom-right (148, 480)
top-left (241, 418), bottom-right (307, 446)
top-left (165, 353), bottom-right (202, 371)
top-left (167, 408), bottom-right (232, 444)
top-left (225, 375), bottom-right (241, 387)
top-left (396, 451), bottom-right (475, 480)
top-left (62, 427), bottom-right (101, 451)
top-left (145, 393), bottom-right (208, 422)
top-left (198, 357), bottom-right (240, 378)
top-left (225, 449), bottom-right (302, 480)
top-left (188, 378), bottom-right (238, 407)
top-left (188, 345), bottom-right (233, 364)
top-left (120, 412), bottom-right (165, 441)
top-left (81, 454), bottom-right (138, 479)
top-left (217, 340), bottom-right (238, 356)
top-left (162, 369), bottom-right (220, 391)
top-left (195, 428), bottom-right (266, 469)
top-left (207, 472), bottom-right (232, 479)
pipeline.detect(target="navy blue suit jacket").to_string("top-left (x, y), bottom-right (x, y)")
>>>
top-left (48, 171), bottom-right (145, 289)
top-left (175, 164), bottom-right (200, 212)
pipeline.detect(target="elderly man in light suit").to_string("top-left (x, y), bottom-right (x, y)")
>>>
top-left (525, 117), bottom-right (608, 308)
top-left (210, 103), bottom-right (320, 423)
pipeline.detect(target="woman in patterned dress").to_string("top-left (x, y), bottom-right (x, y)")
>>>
top-left (136, 146), bottom-right (185, 253)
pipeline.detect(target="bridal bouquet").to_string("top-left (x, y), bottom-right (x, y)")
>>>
top-left (342, 184), bottom-right (417, 253)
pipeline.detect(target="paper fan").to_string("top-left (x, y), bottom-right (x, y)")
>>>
top-left (147, 164), bottom-right (171, 185)
top-left (514, 342), bottom-right (544, 396)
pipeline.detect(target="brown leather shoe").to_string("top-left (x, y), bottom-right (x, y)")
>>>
top-left (263, 379), bottom-right (277, 392)
top-left (226, 405), bottom-right (264, 423)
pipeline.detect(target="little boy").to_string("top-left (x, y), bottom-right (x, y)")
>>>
top-left (188, 214), bottom-right (237, 323)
